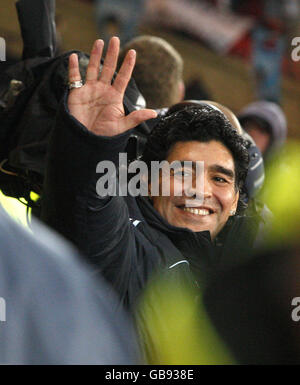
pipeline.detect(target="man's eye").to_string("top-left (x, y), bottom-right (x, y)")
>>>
top-left (213, 176), bottom-right (227, 183)
top-left (174, 170), bottom-right (192, 178)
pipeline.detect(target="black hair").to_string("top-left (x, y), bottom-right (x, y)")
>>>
top-left (142, 105), bottom-right (249, 201)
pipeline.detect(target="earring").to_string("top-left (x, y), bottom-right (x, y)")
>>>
top-left (230, 209), bottom-right (236, 216)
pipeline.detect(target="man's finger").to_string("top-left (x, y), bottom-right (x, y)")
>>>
top-left (68, 53), bottom-right (81, 83)
top-left (99, 36), bottom-right (120, 85)
top-left (121, 109), bottom-right (158, 132)
top-left (113, 49), bottom-right (136, 95)
top-left (86, 39), bottom-right (104, 82)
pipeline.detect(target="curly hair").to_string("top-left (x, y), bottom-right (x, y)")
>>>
top-left (142, 106), bottom-right (249, 194)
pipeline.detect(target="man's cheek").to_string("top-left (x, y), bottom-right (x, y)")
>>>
top-left (216, 187), bottom-right (236, 204)
top-left (172, 178), bottom-right (185, 197)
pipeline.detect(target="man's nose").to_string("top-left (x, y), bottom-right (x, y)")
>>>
top-left (202, 175), bottom-right (213, 198)
top-left (186, 172), bottom-right (212, 199)
top-left (196, 169), bottom-right (212, 194)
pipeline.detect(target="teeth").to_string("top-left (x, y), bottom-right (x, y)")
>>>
top-left (183, 208), bottom-right (210, 216)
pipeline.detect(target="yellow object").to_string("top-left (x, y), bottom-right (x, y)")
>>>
top-left (262, 142), bottom-right (300, 247)
top-left (137, 274), bottom-right (234, 365)
top-left (0, 191), bottom-right (31, 229)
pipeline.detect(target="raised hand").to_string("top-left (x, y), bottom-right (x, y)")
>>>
top-left (67, 37), bottom-right (157, 136)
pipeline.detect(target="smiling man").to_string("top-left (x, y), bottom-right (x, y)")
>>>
top-left (147, 140), bottom-right (239, 239)
top-left (142, 105), bottom-right (248, 240)
top-left (152, 140), bottom-right (238, 238)
top-left (41, 37), bottom-right (259, 309)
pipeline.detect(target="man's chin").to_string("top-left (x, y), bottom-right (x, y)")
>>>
top-left (171, 219), bottom-right (212, 235)
top-left (170, 208), bottom-right (214, 233)
top-left (187, 224), bottom-right (212, 235)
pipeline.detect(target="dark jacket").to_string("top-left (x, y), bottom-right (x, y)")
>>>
top-left (41, 95), bottom-right (266, 309)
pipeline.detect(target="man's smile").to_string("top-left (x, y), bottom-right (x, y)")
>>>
top-left (175, 204), bottom-right (215, 216)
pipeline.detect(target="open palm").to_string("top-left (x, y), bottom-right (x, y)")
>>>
top-left (68, 37), bottom-right (157, 136)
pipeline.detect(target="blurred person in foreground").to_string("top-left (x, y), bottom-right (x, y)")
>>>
top-left (41, 37), bottom-right (268, 313)
top-left (0, 206), bottom-right (138, 364)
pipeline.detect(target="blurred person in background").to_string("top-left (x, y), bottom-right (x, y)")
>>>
top-left (117, 35), bottom-right (185, 162)
top-left (231, 0), bottom-right (300, 104)
top-left (184, 77), bottom-right (211, 102)
top-left (118, 35), bottom-right (185, 110)
top-left (238, 100), bottom-right (288, 164)
top-left (95, 0), bottom-right (146, 47)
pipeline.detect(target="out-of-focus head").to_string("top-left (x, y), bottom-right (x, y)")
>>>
top-left (238, 101), bottom-right (287, 158)
top-left (142, 106), bottom-right (249, 239)
top-left (118, 35), bottom-right (184, 109)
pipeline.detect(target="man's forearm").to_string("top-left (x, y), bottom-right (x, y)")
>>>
top-left (41, 93), bottom-right (132, 246)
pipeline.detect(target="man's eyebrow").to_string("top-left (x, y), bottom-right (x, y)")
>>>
top-left (209, 164), bottom-right (235, 179)
top-left (173, 162), bottom-right (235, 180)
top-left (175, 161), bottom-right (197, 170)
